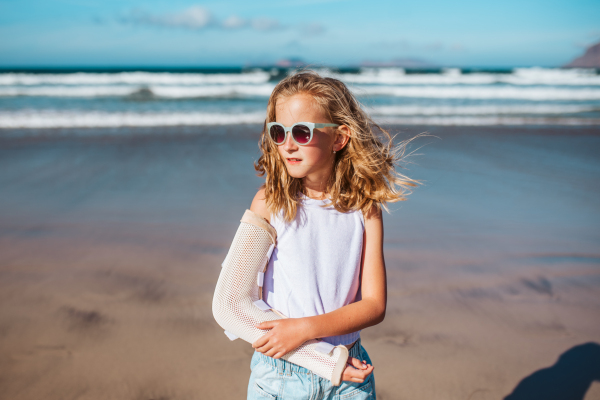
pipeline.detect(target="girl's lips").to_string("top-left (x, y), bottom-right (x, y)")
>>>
top-left (287, 158), bottom-right (302, 164)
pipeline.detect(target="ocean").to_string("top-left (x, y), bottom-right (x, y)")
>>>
top-left (1, 66), bottom-right (599, 132)
top-left (1, 67), bottom-right (599, 399)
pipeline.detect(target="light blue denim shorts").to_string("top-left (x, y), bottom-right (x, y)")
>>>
top-left (247, 338), bottom-right (375, 400)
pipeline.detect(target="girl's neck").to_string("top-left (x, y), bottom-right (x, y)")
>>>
top-left (302, 177), bottom-right (330, 200)
top-left (300, 154), bottom-right (335, 200)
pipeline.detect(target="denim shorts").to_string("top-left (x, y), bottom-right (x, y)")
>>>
top-left (247, 338), bottom-right (375, 400)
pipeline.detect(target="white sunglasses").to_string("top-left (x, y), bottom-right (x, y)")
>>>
top-left (267, 122), bottom-right (339, 146)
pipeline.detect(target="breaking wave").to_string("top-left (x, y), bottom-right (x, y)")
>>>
top-left (1, 109), bottom-right (597, 129)
top-left (0, 111), bottom-right (266, 129)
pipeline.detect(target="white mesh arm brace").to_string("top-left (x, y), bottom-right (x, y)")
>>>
top-left (212, 210), bottom-right (349, 386)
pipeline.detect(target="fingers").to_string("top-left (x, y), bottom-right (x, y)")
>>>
top-left (343, 371), bottom-right (369, 383)
top-left (252, 333), bottom-right (272, 352)
top-left (347, 376), bottom-right (367, 383)
top-left (252, 332), bottom-right (270, 349)
top-left (254, 344), bottom-right (288, 359)
top-left (255, 345), bottom-right (286, 358)
top-left (251, 332), bottom-right (283, 357)
top-left (363, 364), bottom-right (374, 377)
top-left (255, 343), bottom-right (270, 353)
top-left (252, 321), bottom-right (278, 349)
top-left (349, 357), bottom-right (368, 370)
top-left (348, 365), bottom-right (373, 382)
top-left (341, 359), bottom-right (374, 383)
top-left (256, 321), bottom-right (276, 330)
top-left (262, 343), bottom-right (290, 358)
top-left (264, 347), bottom-right (279, 358)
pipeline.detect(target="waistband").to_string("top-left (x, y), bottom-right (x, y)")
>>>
top-left (255, 338), bottom-right (362, 377)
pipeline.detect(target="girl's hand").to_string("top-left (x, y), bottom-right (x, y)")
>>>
top-left (342, 357), bottom-right (374, 383)
top-left (252, 319), bottom-right (310, 358)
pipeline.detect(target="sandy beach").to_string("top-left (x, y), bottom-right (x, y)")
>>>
top-left (1, 125), bottom-right (599, 400)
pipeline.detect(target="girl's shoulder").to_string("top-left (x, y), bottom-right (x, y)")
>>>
top-left (363, 204), bottom-right (382, 222)
top-left (362, 205), bottom-right (383, 240)
top-left (250, 187), bottom-right (271, 223)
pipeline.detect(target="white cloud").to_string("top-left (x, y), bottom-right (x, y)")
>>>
top-left (127, 6), bottom-right (213, 29)
top-left (171, 6), bottom-right (212, 29)
top-left (251, 18), bottom-right (281, 31)
top-left (299, 22), bottom-right (325, 36)
top-left (122, 6), bottom-right (324, 35)
top-left (222, 15), bottom-right (246, 29)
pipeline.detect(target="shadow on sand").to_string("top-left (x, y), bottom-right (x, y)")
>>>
top-left (504, 342), bottom-right (600, 400)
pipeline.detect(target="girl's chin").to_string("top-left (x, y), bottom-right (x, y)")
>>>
top-left (284, 167), bottom-right (307, 179)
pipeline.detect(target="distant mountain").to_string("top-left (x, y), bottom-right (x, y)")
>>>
top-left (274, 58), bottom-right (307, 68)
top-left (360, 58), bottom-right (437, 68)
top-left (564, 42), bottom-right (600, 68)
top-left (244, 58), bottom-right (308, 69)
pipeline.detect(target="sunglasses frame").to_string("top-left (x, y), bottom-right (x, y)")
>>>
top-left (267, 122), bottom-right (340, 146)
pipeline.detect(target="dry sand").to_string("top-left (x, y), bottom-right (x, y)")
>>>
top-left (1, 126), bottom-right (599, 399)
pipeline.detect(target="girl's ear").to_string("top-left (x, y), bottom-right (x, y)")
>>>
top-left (333, 125), bottom-right (351, 152)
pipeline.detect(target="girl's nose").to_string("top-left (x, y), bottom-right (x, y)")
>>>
top-left (281, 130), bottom-right (298, 152)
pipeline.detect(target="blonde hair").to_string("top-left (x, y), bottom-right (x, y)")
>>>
top-left (255, 70), bottom-right (420, 222)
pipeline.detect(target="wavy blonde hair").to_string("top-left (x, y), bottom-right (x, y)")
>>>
top-left (255, 70), bottom-right (420, 222)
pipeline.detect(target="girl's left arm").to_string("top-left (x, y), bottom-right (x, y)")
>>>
top-left (252, 207), bottom-right (386, 358)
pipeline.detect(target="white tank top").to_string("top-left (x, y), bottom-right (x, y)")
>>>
top-left (263, 195), bottom-right (364, 346)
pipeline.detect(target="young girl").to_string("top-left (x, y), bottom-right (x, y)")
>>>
top-left (246, 70), bottom-right (418, 400)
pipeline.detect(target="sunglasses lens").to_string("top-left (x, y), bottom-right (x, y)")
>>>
top-left (269, 125), bottom-right (286, 144)
top-left (292, 124), bottom-right (311, 144)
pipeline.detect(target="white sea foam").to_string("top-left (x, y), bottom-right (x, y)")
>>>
top-left (370, 104), bottom-right (598, 116)
top-left (1, 68), bottom-right (598, 89)
top-left (0, 84), bottom-right (276, 98)
top-left (150, 85), bottom-right (275, 98)
top-left (0, 110), bottom-right (265, 128)
top-left (0, 86), bottom-right (134, 97)
top-left (0, 110), bottom-right (597, 129)
top-left (510, 67), bottom-right (600, 85)
top-left (2, 83), bottom-right (600, 100)
top-left (374, 116), bottom-right (600, 126)
top-left (0, 71), bottom-right (271, 86)
top-left (332, 67), bottom-right (600, 86)
top-left (356, 85), bottom-right (600, 100)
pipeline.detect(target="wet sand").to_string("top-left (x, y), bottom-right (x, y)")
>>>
top-left (1, 125), bottom-right (599, 399)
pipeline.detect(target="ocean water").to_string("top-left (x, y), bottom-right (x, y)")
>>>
top-left (0, 67), bottom-right (599, 131)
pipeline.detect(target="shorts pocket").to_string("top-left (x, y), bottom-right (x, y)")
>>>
top-left (249, 360), bottom-right (280, 399)
top-left (337, 379), bottom-right (373, 400)
top-left (254, 382), bottom-right (277, 399)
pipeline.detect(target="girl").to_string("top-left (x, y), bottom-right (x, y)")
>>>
top-left (247, 70), bottom-right (418, 399)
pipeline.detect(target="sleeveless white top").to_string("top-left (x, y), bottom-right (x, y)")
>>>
top-left (263, 195), bottom-right (364, 346)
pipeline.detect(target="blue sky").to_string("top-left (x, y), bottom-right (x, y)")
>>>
top-left (0, 0), bottom-right (598, 67)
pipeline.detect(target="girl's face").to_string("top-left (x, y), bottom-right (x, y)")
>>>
top-left (275, 94), bottom-right (343, 185)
